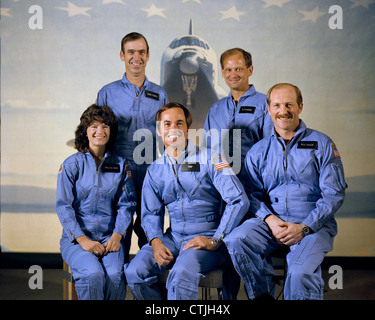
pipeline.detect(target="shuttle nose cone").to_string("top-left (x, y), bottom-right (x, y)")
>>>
top-left (180, 56), bottom-right (199, 75)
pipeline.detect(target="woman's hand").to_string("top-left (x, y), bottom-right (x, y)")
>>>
top-left (104, 233), bottom-right (123, 254)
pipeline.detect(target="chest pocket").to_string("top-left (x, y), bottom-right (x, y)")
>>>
top-left (160, 178), bottom-right (178, 205)
top-left (75, 179), bottom-right (91, 201)
top-left (181, 166), bottom-right (210, 199)
top-left (295, 149), bottom-right (318, 178)
top-left (100, 171), bottom-right (123, 198)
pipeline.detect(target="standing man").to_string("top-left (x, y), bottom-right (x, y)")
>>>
top-left (204, 48), bottom-right (273, 179)
top-left (124, 102), bottom-right (249, 300)
top-left (224, 83), bottom-right (347, 299)
top-left (204, 48), bottom-right (274, 297)
top-left (97, 32), bottom-right (168, 260)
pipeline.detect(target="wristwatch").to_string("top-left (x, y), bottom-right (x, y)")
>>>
top-left (211, 237), bottom-right (222, 248)
top-left (300, 223), bottom-right (311, 237)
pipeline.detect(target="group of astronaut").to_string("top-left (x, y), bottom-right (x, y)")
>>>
top-left (56, 32), bottom-right (347, 300)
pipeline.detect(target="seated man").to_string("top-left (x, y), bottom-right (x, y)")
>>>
top-left (224, 83), bottom-right (347, 300)
top-left (125, 102), bottom-right (249, 300)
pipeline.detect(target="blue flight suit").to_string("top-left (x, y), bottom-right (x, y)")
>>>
top-left (224, 120), bottom-right (347, 299)
top-left (204, 84), bottom-right (273, 178)
top-left (56, 151), bottom-right (136, 300)
top-left (204, 84), bottom-right (274, 296)
top-left (124, 142), bottom-right (249, 300)
top-left (97, 74), bottom-right (168, 254)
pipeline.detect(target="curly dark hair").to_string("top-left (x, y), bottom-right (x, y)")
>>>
top-left (74, 104), bottom-right (118, 153)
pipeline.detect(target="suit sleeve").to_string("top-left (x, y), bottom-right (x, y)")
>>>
top-left (244, 150), bottom-right (276, 220)
top-left (141, 170), bottom-right (165, 243)
top-left (209, 158), bottom-right (250, 240)
top-left (56, 160), bottom-right (85, 241)
top-left (302, 140), bottom-right (347, 232)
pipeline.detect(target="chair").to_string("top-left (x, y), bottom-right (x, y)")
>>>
top-left (62, 260), bottom-right (78, 300)
top-left (158, 268), bottom-right (224, 300)
top-left (63, 261), bottom-right (224, 300)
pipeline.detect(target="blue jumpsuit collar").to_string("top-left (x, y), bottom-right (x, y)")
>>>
top-left (121, 73), bottom-right (149, 88)
top-left (271, 119), bottom-right (307, 146)
top-left (227, 84), bottom-right (256, 101)
top-left (161, 140), bottom-right (201, 165)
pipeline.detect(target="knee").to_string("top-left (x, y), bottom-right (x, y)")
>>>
top-left (124, 259), bottom-right (151, 285)
top-left (124, 262), bottom-right (139, 284)
top-left (224, 229), bottom-right (251, 254)
top-left (106, 266), bottom-right (124, 284)
top-left (167, 264), bottom-right (197, 287)
top-left (76, 264), bottom-right (105, 285)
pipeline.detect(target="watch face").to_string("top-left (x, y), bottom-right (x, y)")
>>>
top-left (303, 227), bottom-right (310, 235)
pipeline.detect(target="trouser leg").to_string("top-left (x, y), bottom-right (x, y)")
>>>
top-left (101, 242), bottom-right (127, 300)
top-left (221, 252), bottom-right (241, 300)
top-left (61, 243), bottom-right (105, 300)
top-left (124, 233), bottom-right (178, 300)
top-left (166, 245), bottom-right (226, 300)
top-left (224, 218), bottom-right (279, 299)
top-left (284, 226), bottom-right (334, 300)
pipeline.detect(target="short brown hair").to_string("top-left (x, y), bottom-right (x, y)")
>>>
top-left (74, 104), bottom-right (118, 153)
top-left (121, 32), bottom-right (149, 53)
top-left (220, 48), bottom-right (253, 69)
top-left (267, 83), bottom-right (303, 106)
top-left (155, 102), bottom-right (192, 129)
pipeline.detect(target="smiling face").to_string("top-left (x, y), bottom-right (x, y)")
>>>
top-left (120, 38), bottom-right (150, 78)
top-left (86, 121), bottom-right (110, 151)
top-left (221, 52), bottom-right (253, 96)
top-left (267, 84), bottom-right (303, 140)
top-left (157, 107), bottom-right (189, 157)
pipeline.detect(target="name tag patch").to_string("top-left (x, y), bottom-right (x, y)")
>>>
top-left (102, 164), bottom-right (120, 172)
top-left (145, 90), bottom-right (160, 101)
top-left (181, 163), bottom-right (200, 172)
top-left (297, 141), bottom-right (318, 150)
top-left (239, 106), bottom-right (256, 114)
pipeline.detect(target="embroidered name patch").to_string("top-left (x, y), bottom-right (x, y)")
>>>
top-left (102, 164), bottom-right (120, 172)
top-left (181, 163), bottom-right (200, 172)
top-left (145, 90), bottom-right (160, 101)
top-left (297, 141), bottom-right (318, 150)
top-left (212, 156), bottom-right (231, 171)
top-left (239, 106), bottom-right (256, 114)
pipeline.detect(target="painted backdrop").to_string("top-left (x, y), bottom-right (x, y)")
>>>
top-left (1, 0), bottom-right (375, 256)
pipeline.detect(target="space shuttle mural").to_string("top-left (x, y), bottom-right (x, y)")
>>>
top-left (66, 21), bottom-right (225, 148)
top-left (160, 20), bottom-right (226, 129)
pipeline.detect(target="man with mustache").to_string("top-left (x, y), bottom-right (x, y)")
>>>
top-left (224, 83), bottom-right (347, 299)
top-left (97, 32), bottom-right (168, 262)
top-left (124, 102), bottom-right (249, 300)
